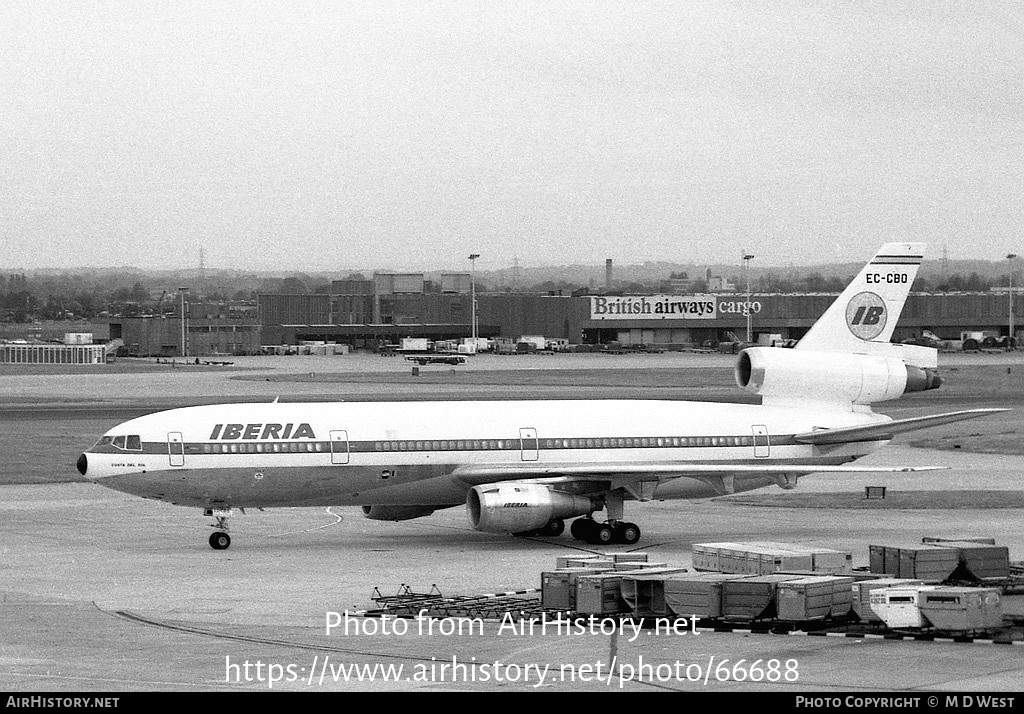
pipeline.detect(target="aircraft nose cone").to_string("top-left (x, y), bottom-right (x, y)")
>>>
top-left (76, 453), bottom-right (88, 477)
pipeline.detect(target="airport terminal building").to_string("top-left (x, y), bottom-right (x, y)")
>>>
top-left (97, 279), bottom-right (1023, 356)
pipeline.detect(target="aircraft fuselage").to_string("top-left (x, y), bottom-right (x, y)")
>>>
top-left (79, 398), bottom-right (886, 509)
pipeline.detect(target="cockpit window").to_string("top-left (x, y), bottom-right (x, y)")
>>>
top-left (94, 436), bottom-right (113, 448)
top-left (112, 436), bottom-right (126, 449)
top-left (126, 435), bottom-right (141, 451)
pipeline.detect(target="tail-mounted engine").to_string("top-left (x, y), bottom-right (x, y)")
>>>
top-left (735, 347), bottom-right (940, 405)
top-left (467, 482), bottom-right (597, 534)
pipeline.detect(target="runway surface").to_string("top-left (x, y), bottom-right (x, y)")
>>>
top-left (2, 352), bottom-right (1023, 691)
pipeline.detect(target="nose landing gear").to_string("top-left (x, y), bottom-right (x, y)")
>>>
top-left (205, 508), bottom-right (233, 550)
top-left (209, 531), bottom-right (231, 550)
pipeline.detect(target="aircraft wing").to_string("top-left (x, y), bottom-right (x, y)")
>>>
top-left (451, 462), bottom-right (944, 487)
top-left (791, 408), bottom-right (1008, 445)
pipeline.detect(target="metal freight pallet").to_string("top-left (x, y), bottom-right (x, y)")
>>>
top-left (368, 585), bottom-right (545, 619)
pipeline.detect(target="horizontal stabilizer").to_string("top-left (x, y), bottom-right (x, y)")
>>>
top-left (793, 408), bottom-right (1008, 445)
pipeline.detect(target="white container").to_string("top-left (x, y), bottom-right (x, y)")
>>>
top-left (852, 579), bottom-right (924, 621)
top-left (868, 586), bottom-right (940, 628)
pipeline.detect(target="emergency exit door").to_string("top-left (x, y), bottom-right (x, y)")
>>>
top-left (520, 428), bottom-right (539, 461)
top-left (167, 432), bottom-right (185, 467)
top-left (330, 430), bottom-right (350, 464)
top-left (752, 425), bottom-right (770, 458)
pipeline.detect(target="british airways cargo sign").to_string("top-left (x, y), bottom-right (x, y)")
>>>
top-left (590, 295), bottom-right (718, 320)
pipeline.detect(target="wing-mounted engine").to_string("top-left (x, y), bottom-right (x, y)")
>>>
top-left (466, 482), bottom-right (598, 534)
top-left (362, 505), bottom-right (437, 521)
top-left (735, 347), bottom-right (940, 406)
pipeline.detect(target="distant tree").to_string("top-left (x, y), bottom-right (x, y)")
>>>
top-left (280, 276), bottom-right (308, 294)
top-left (528, 280), bottom-right (581, 294)
top-left (129, 282), bottom-right (148, 302)
top-left (825, 276), bottom-right (848, 292)
top-left (619, 281), bottom-right (656, 294)
top-left (803, 273), bottom-right (827, 292)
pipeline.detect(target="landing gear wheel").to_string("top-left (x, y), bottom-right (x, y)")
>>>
top-left (616, 522), bottom-right (641, 545)
top-left (571, 518), bottom-right (595, 542)
top-left (592, 524), bottom-right (615, 545)
top-left (209, 532), bottom-right (231, 550)
top-left (542, 519), bottom-right (565, 537)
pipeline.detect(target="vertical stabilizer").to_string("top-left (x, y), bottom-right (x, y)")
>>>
top-left (796, 242), bottom-right (924, 354)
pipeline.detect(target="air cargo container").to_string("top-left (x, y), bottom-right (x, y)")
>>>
top-left (692, 542), bottom-right (850, 575)
top-left (575, 573), bottom-right (627, 615)
top-left (869, 543), bottom-right (960, 581)
top-left (776, 576), bottom-right (854, 621)
top-left (399, 337), bottom-right (430, 352)
top-left (869, 586), bottom-right (941, 628)
top-left (616, 569), bottom-right (691, 616)
top-left (917, 587), bottom-right (1003, 632)
top-left (897, 545), bottom-right (961, 580)
top-left (720, 575), bottom-right (806, 620)
top-left (759, 542), bottom-right (853, 574)
top-left (852, 579), bottom-right (925, 621)
top-left (925, 542), bottom-right (1010, 580)
top-left (542, 568), bottom-right (611, 610)
top-left (664, 573), bottom-right (748, 619)
top-left (555, 554), bottom-right (611, 569)
top-left (870, 586), bottom-right (1003, 632)
top-left (614, 561), bottom-right (668, 572)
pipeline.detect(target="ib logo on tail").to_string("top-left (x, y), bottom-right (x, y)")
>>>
top-left (845, 292), bottom-right (887, 341)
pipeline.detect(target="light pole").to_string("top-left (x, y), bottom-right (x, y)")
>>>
top-left (1009, 254), bottom-right (1018, 349)
top-left (178, 287), bottom-right (189, 358)
top-left (468, 254), bottom-right (480, 348)
top-left (742, 252), bottom-right (755, 343)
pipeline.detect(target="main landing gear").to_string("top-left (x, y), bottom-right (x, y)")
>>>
top-left (570, 487), bottom-right (642, 545)
top-left (570, 517), bottom-right (641, 545)
top-left (205, 508), bottom-right (233, 550)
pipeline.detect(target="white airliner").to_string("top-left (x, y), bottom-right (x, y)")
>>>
top-left (77, 243), bottom-right (1003, 549)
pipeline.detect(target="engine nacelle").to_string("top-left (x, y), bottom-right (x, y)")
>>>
top-left (735, 347), bottom-right (940, 405)
top-left (466, 483), bottom-right (596, 534)
top-left (361, 505), bottom-right (437, 522)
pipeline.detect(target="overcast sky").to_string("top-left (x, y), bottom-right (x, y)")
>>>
top-left (2, 2), bottom-right (1022, 272)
